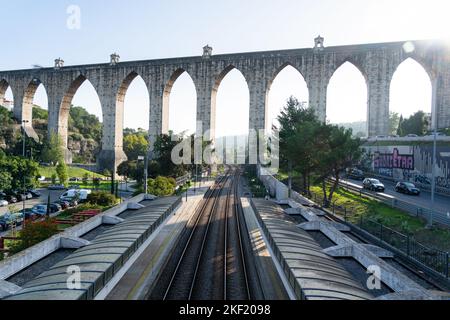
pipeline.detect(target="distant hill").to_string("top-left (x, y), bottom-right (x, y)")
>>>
top-left (335, 121), bottom-right (367, 137)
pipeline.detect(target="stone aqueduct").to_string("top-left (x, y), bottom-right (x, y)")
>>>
top-left (1, 38), bottom-right (450, 172)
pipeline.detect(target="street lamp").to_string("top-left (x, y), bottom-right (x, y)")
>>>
top-left (22, 120), bottom-right (29, 228)
top-left (138, 155), bottom-right (148, 194)
top-left (428, 77), bottom-right (438, 228)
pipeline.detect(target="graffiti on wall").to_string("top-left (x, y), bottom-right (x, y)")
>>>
top-left (364, 144), bottom-right (450, 192)
top-left (374, 148), bottom-right (414, 170)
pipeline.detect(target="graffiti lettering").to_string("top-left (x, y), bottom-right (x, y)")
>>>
top-left (374, 148), bottom-right (414, 170)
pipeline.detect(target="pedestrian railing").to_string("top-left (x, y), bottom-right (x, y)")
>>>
top-left (293, 183), bottom-right (450, 279)
top-left (334, 179), bottom-right (450, 227)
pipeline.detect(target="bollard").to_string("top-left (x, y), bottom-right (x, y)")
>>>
top-left (446, 252), bottom-right (449, 279)
top-left (406, 235), bottom-right (410, 257)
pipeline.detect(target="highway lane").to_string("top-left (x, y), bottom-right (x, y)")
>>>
top-left (341, 178), bottom-right (450, 216)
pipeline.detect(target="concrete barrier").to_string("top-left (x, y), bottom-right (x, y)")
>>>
top-left (0, 193), bottom-right (148, 281)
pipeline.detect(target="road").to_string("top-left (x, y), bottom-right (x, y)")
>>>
top-left (0, 187), bottom-right (134, 237)
top-left (0, 189), bottom-right (66, 216)
top-left (341, 178), bottom-right (450, 215)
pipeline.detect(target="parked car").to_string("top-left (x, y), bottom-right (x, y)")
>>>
top-left (0, 199), bottom-right (8, 207)
top-left (18, 208), bottom-right (37, 220)
top-left (0, 212), bottom-right (24, 231)
top-left (406, 134), bottom-right (419, 138)
top-left (363, 178), bottom-right (385, 192)
top-left (32, 205), bottom-right (50, 216)
top-left (60, 189), bottom-right (91, 202)
top-left (11, 191), bottom-right (30, 202)
top-left (32, 204), bottom-right (60, 215)
top-left (27, 189), bottom-right (42, 198)
top-left (48, 184), bottom-right (67, 191)
top-left (395, 182), bottom-right (420, 196)
top-left (346, 168), bottom-right (365, 181)
top-left (60, 197), bottom-right (78, 207)
top-left (50, 203), bottom-right (62, 212)
top-left (3, 194), bottom-right (17, 203)
top-left (54, 200), bottom-right (70, 210)
top-left (69, 177), bottom-right (80, 182)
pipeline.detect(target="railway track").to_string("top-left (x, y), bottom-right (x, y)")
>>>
top-left (159, 169), bottom-right (255, 300)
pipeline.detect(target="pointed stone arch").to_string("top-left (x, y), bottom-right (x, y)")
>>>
top-left (326, 61), bottom-right (369, 136)
top-left (213, 65), bottom-right (250, 138)
top-left (162, 68), bottom-right (197, 135)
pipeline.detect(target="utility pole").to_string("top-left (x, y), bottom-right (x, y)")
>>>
top-left (428, 76), bottom-right (438, 228)
top-left (22, 120), bottom-right (29, 228)
top-left (144, 154), bottom-right (148, 195)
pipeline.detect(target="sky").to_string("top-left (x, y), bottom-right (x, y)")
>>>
top-left (1, 0), bottom-right (449, 136)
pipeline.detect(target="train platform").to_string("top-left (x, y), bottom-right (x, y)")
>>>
top-left (249, 198), bottom-right (449, 300)
top-left (4, 196), bottom-right (182, 300)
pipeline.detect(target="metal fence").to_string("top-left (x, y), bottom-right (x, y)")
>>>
top-left (359, 217), bottom-right (449, 278)
top-left (306, 189), bottom-right (450, 279)
top-left (335, 179), bottom-right (450, 227)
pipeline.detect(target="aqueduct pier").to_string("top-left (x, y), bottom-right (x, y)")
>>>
top-left (1, 37), bottom-right (449, 172)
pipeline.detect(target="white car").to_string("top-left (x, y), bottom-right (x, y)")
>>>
top-left (0, 199), bottom-right (8, 207)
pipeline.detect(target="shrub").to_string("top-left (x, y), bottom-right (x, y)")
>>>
top-left (9, 220), bottom-right (59, 254)
top-left (147, 176), bottom-right (176, 196)
top-left (59, 203), bottom-right (103, 218)
top-left (87, 191), bottom-right (117, 207)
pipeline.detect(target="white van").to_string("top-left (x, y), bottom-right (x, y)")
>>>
top-left (60, 189), bottom-right (92, 201)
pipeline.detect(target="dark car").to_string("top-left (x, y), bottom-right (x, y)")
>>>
top-left (50, 203), bottom-right (62, 213)
top-left (48, 184), bottom-right (67, 191)
top-left (1, 192), bottom-right (17, 203)
top-left (19, 208), bottom-right (37, 220)
top-left (60, 197), bottom-right (78, 207)
top-left (54, 200), bottom-right (70, 210)
top-left (395, 182), bottom-right (420, 196)
top-left (27, 189), bottom-right (42, 198)
top-left (0, 212), bottom-right (24, 231)
top-left (10, 191), bottom-right (26, 202)
top-left (363, 178), bottom-right (385, 192)
top-left (346, 168), bottom-right (365, 180)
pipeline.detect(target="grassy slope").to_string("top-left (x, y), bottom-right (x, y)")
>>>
top-left (39, 166), bottom-right (106, 179)
top-left (310, 185), bottom-right (450, 252)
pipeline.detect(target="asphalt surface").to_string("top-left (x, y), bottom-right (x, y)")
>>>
top-left (0, 185), bottom-right (134, 237)
top-left (341, 178), bottom-right (450, 215)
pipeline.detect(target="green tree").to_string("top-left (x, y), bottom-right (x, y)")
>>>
top-left (397, 111), bottom-right (429, 136)
top-left (51, 173), bottom-right (57, 185)
top-left (56, 162), bottom-right (68, 186)
top-left (32, 105), bottom-right (48, 121)
top-left (0, 153), bottom-right (40, 190)
top-left (69, 106), bottom-right (102, 141)
top-left (315, 125), bottom-right (362, 207)
top-left (0, 171), bottom-right (12, 191)
top-left (153, 133), bottom-right (187, 177)
top-left (389, 111), bottom-right (400, 135)
top-left (123, 132), bottom-right (149, 161)
top-left (147, 176), bottom-right (176, 196)
top-left (41, 133), bottom-right (64, 165)
top-left (82, 173), bottom-right (89, 185)
top-left (277, 96), bottom-right (322, 195)
top-left (87, 191), bottom-right (117, 207)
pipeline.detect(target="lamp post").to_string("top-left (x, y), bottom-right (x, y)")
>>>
top-left (22, 120), bottom-right (29, 228)
top-left (138, 155), bottom-right (148, 194)
top-left (428, 77), bottom-right (438, 228)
